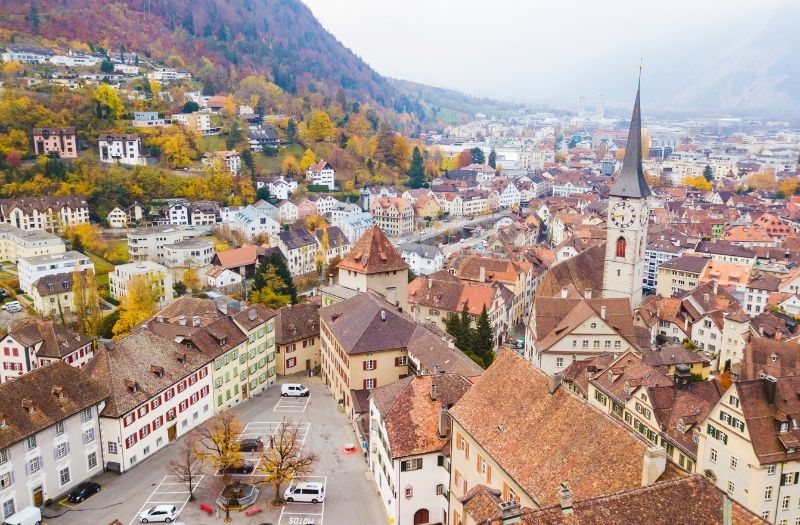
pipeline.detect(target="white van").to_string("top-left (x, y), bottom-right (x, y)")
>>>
top-left (281, 383), bottom-right (309, 397)
top-left (2, 506), bottom-right (42, 525)
top-left (284, 482), bottom-right (325, 503)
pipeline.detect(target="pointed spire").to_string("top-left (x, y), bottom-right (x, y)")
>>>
top-left (609, 78), bottom-right (651, 199)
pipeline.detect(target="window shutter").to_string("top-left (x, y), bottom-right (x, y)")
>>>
top-left (487, 464), bottom-right (492, 483)
top-left (362, 360), bottom-right (367, 371)
top-left (437, 455), bottom-right (444, 467)
top-left (374, 359), bottom-right (377, 369)
top-left (465, 441), bottom-right (469, 460)
top-left (476, 454), bottom-right (481, 471)
top-left (363, 379), bottom-right (368, 390)
top-left (400, 460), bottom-right (408, 472)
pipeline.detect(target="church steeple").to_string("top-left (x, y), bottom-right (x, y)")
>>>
top-left (609, 80), bottom-right (651, 199)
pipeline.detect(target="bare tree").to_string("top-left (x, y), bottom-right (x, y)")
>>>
top-left (166, 432), bottom-right (205, 502)
top-left (257, 419), bottom-right (319, 505)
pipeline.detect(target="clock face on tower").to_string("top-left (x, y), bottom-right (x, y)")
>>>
top-left (610, 201), bottom-right (636, 228)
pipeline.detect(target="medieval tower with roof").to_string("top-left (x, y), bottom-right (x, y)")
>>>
top-left (601, 82), bottom-right (651, 309)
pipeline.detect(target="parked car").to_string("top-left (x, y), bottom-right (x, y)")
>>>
top-left (4, 301), bottom-right (22, 312)
top-left (284, 482), bottom-right (325, 504)
top-left (281, 383), bottom-right (309, 397)
top-left (2, 506), bottom-right (42, 525)
top-left (0, 288), bottom-right (9, 299)
top-left (237, 438), bottom-right (264, 452)
top-left (68, 481), bottom-right (101, 503)
top-left (221, 460), bottom-right (255, 475)
top-left (139, 504), bottom-right (177, 523)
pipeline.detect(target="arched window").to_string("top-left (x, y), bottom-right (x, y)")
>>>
top-left (616, 236), bottom-right (627, 258)
top-left (414, 509), bottom-right (430, 525)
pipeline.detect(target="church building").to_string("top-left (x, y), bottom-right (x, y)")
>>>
top-left (525, 82), bottom-right (651, 375)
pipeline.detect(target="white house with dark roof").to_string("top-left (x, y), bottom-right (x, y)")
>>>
top-left (399, 244), bottom-right (444, 275)
top-left (85, 331), bottom-right (213, 473)
top-left (307, 160), bottom-right (335, 189)
top-left (17, 251), bottom-right (94, 294)
top-left (0, 361), bottom-right (106, 515)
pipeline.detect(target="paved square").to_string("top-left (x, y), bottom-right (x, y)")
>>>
top-left (127, 474), bottom-right (203, 525)
top-left (274, 396), bottom-right (310, 412)
top-left (214, 422), bottom-right (312, 477)
top-left (278, 475), bottom-right (326, 525)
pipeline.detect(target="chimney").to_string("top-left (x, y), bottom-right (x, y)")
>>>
top-left (0, 413), bottom-right (5, 429)
top-left (674, 364), bottom-right (691, 388)
top-left (438, 408), bottom-right (449, 438)
top-left (105, 341), bottom-right (116, 351)
top-left (558, 482), bottom-right (574, 514)
top-left (764, 375), bottom-right (778, 404)
top-left (548, 373), bottom-right (562, 395)
top-left (600, 305), bottom-right (607, 320)
top-left (703, 293), bottom-right (709, 304)
top-left (248, 309), bottom-right (257, 321)
top-left (561, 286), bottom-right (568, 299)
top-left (479, 266), bottom-right (486, 283)
top-left (429, 383), bottom-right (437, 401)
top-left (179, 315), bottom-right (186, 326)
top-left (641, 446), bottom-right (667, 486)
top-left (427, 278), bottom-right (432, 289)
top-left (21, 399), bottom-right (34, 413)
top-left (192, 315), bottom-right (200, 327)
top-left (776, 331), bottom-right (783, 341)
top-left (156, 315), bottom-right (164, 323)
top-left (52, 386), bottom-right (64, 399)
top-left (722, 495), bottom-right (733, 525)
top-left (380, 310), bottom-right (386, 322)
top-left (584, 288), bottom-right (592, 299)
top-left (713, 279), bottom-right (719, 294)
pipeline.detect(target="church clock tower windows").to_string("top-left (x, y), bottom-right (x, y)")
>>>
top-left (602, 81), bottom-right (651, 309)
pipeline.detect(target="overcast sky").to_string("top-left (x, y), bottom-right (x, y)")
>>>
top-left (301, 1), bottom-right (790, 111)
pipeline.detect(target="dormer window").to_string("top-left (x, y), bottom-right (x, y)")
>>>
top-left (677, 420), bottom-right (686, 433)
top-left (781, 421), bottom-right (790, 433)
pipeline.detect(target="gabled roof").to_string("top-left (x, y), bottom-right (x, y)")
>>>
top-left (536, 243), bottom-right (605, 298)
top-left (214, 244), bottom-right (259, 269)
top-left (275, 303), bottom-right (320, 345)
top-left (736, 376), bottom-right (800, 464)
top-left (533, 297), bottom-right (637, 351)
top-left (371, 373), bottom-right (471, 459)
top-left (449, 350), bottom-right (673, 506)
top-left (0, 361), bottom-right (107, 449)
top-left (337, 226), bottom-right (408, 274)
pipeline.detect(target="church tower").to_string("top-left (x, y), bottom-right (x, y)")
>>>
top-left (602, 82), bottom-right (651, 309)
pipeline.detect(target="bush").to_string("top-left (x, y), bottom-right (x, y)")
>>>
top-left (99, 310), bottom-right (121, 339)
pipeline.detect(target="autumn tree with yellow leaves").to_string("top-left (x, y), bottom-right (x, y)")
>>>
top-left (307, 110), bottom-right (335, 141)
top-left (93, 84), bottom-right (125, 120)
top-left (682, 175), bottom-right (712, 191)
top-left (72, 269), bottom-right (103, 336)
top-left (112, 274), bottom-right (163, 339)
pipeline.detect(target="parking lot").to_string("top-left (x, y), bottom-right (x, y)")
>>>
top-left (213, 421), bottom-right (312, 478)
top-left (127, 475), bottom-right (204, 525)
top-left (278, 475), bottom-right (326, 525)
top-left (45, 377), bottom-right (385, 525)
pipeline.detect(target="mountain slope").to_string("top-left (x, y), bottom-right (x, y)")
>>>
top-left (0, 0), bottom-right (402, 106)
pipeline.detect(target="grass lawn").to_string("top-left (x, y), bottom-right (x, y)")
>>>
top-left (253, 143), bottom-right (305, 175)
top-left (87, 252), bottom-right (115, 275)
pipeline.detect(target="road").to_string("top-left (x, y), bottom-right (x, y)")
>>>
top-left (397, 211), bottom-right (505, 246)
top-left (44, 375), bottom-right (385, 525)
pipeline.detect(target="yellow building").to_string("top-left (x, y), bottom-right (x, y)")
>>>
top-left (320, 291), bottom-right (480, 418)
top-left (274, 303), bottom-right (320, 375)
top-left (655, 255), bottom-right (709, 297)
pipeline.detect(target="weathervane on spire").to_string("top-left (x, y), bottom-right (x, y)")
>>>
top-left (639, 57), bottom-right (643, 84)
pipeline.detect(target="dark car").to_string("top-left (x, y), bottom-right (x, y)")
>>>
top-left (68, 481), bottom-right (101, 503)
top-left (0, 289), bottom-right (9, 299)
top-left (221, 461), bottom-right (255, 475)
top-left (238, 438), bottom-right (264, 452)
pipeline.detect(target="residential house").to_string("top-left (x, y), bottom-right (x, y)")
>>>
top-left (29, 272), bottom-right (83, 319)
top-left (644, 237), bottom-right (689, 293)
top-left (0, 361), bottom-right (106, 514)
top-left (210, 244), bottom-right (259, 279)
top-left (171, 112), bottom-right (213, 135)
top-left (696, 375), bottom-right (800, 524)
top-left (369, 374), bottom-right (472, 525)
top-left (258, 176), bottom-right (297, 201)
top-left (1, 320), bottom-right (94, 382)
top-left (744, 273), bottom-right (781, 315)
top-left (274, 304), bottom-right (320, 375)
top-left (277, 201), bottom-right (299, 225)
top-left (202, 150), bottom-right (241, 175)
top-left (0, 224), bottom-right (64, 263)
top-left (106, 207), bottom-right (128, 229)
top-left (315, 226), bottom-right (351, 267)
top-left (127, 225), bottom-right (201, 264)
top-left (656, 255), bottom-right (710, 298)
top-left (162, 239), bottom-right (214, 269)
top-left (370, 198), bottom-right (414, 237)
top-left (1, 45), bottom-right (54, 63)
top-left (587, 351), bottom-right (722, 473)
top-left (229, 202), bottom-right (281, 241)
top-left (450, 255), bottom-right (530, 324)
top-left (31, 128), bottom-right (77, 158)
top-left (319, 291), bottom-right (482, 418)
top-left (109, 261), bottom-right (174, 308)
top-left (447, 350), bottom-right (676, 525)
top-left (399, 244), bottom-right (444, 275)
top-left (85, 331), bottom-right (213, 473)
top-left (248, 126), bottom-right (280, 152)
top-left (205, 266), bottom-right (242, 289)
top-left (278, 229), bottom-right (319, 276)
top-left (18, 251), bottom-right (94, 294)
top-left (98, 134), bottom-right (145, 166)
top-left (307, 160), bottom-right (336, 190)
top-left (335, 212), bottom-right (375, 244)
top-left (0, 196), bottom-right (90, 233)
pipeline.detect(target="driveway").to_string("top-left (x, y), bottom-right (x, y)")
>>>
top-left (44, 376), bottom-right (385, 525)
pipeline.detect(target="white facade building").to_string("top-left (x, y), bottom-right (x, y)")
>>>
top-left (110, 261), bottom-right (174, 307)
top-left (98, 134), bottom-right (145, 166)
top-left (17, 251), bottom-right (93, 294)
top-left (399, 244), bottom-right (444, 275)
top-left (127, 225), bottom-right (202, 264)
top-left (0, 224), bottom-right (64, 263)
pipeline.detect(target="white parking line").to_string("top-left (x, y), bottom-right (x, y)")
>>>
top-left (273, 396), bottom-right (310, 413)
top-left (128, 474), bottom-right (204, 525)
top-left (278, 475), bottom-right (326, 525)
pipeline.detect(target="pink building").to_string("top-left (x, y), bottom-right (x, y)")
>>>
top-left (32, 127), bottom-right (78, 158)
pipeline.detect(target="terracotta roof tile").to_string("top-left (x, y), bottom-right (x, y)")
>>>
top-left (337, 226), bottom-right (408, 274)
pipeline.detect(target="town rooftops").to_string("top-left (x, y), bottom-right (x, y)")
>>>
top-left (8, 318), bottom-right (93, 359)
top-left (450, 350), bottom-right (678, 506)
top-left (658, 254), bottom-right (709, 274)
top-left (477, 475), bottom-right (765, 525)
top-left (279, 229), bottom-right (318, 250)
top-left (0, 360), bottom-right (106, 450)
top-left (0, 195), bottom-right (88, 216)
top-left (536, 242), bottom-right (605, 298)
top-left (32, 127), bottom-right (76, 136)
top-left (371, 373), bottom-right (472, 459)
top-left (337, 226), bottom-right (408, 274)
top-left (275, 303), bottom-right (320, 345)
top-left (98, 133), bottom-right (140, 142)
top-left (213, 244), bottom-right (259, 269)
top-left (84, 329), bottom-right (211, 417)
